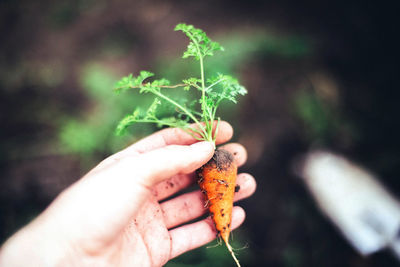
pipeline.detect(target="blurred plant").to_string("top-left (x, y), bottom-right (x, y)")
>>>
top-left (58, 63), bottom-right (157, 164)
top-left (293, 89), bottom-right (356, 146)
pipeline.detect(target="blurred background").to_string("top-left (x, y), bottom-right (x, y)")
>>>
top-left (1, 0), bottom-right (399, 266)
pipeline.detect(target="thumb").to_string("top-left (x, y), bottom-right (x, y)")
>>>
top-left (130, 141), bottom-right (215, 187)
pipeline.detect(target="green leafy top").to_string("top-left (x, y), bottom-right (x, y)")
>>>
top-left (114, 23), bottom-right (247, 146)
top-left (174, 23), bottom-right (224, 60)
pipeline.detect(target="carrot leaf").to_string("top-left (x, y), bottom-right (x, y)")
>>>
top-left (115, 23), bottom-right (247, 145)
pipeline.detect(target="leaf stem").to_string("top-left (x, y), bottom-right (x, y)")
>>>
top-left (152, 91), bottom-right (207, 139)
top-left (114, 83), bottom-right (187, 92)
top-left (212, 117), bottom-right (221, 143)
top-left (157, 84), bottom-right (186, 88)
top-left (205, 77), bottom-right (227, 91)
top-left (185, 30), bottom-right (213, 143)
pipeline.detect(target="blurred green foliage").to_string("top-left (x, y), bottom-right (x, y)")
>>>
top-left (294, 91), bottom-right (334, 142)
top-left (293, 90), bottom-right (356, 146)
top-left (58, 63), bottom-right (156, 162)
top-left (47, 0), bottom-right (105, 29)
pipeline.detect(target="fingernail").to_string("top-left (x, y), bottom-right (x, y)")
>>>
top-left (190, 141), bottom-right (214, 153)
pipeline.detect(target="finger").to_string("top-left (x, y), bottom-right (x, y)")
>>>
top-left (122, 121), bottom-right (233, 154)
top-left (161, 173), bottom-right (256, 229)
top-left (169, 206), bottom-right (245, 259)
top-left (218, 143), bottom-right (248, 167)
top-left (153, 143), bottom-right (248, 201)
top-left (128, 141), bottom-right (214, 187)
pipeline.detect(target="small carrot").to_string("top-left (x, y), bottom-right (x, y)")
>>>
top-left (197, 149), bottom-right (241, 267)
top-left (115, 23), bottom-right (248, 266)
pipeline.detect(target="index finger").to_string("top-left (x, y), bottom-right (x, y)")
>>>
top-left (123, 121), bottom-right (233, 154)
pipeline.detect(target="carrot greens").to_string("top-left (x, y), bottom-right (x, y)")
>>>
top-left (114, 23), bottom-right (247, 146)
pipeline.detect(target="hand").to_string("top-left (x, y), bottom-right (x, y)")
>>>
top-left (0, 122), bottom-right (256, 267)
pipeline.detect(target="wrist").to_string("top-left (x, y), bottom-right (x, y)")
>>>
top-left (0, 220), bottom-right (71, 267)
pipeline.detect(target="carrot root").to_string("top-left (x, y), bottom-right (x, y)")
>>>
top-left (197, 149), bottom-right (241, 267)
top-left (225, 240), bottom-right (241, 267)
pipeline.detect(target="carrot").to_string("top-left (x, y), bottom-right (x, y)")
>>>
top-left (197, 149), bottom-right (241, 267)
top-left (115, 23), bottom-right (248, 266)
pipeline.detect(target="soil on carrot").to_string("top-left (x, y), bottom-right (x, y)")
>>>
top-left (196, 149), bottom-right (235, 187)
top-left (210, 149), bottom-right (234, 172)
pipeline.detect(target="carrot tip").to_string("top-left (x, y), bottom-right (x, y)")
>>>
top-left (224, 240), bottom-right (241, 267)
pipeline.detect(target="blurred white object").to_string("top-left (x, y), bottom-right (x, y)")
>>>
top-left (299, 151), bottom-right (400, 258)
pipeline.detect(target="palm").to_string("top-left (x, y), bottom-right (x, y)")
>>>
top-left (117, 196), bottom-right (172, 266)
top-left (80, 126), bottom-right (255, 267)
top-left (16, 124), bottom-right (256, 267)
top-left (85, 162), bottom-right (253, 267)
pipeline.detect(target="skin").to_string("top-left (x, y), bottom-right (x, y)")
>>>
top-left (0, 121), bottom-right (256, 267)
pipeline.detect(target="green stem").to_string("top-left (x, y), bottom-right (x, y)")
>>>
top-left (129, 119), bottom-right (182, 128)
top-left (185, 126), bottom-right (205, 138)
top-left (185, 30), bottom-right (213, 143)
top-left (199, 56), bottom-right (206, 105)
top-left (205, 77), bottom-right (227, 91)
top-left (184, 127), bottom-right (208, 141)
top-left (114, 83), bottom-right (187, 92)
top-left (212, 117), bottom-right (221, 143)
top-left (153, 91), bottom-right (207, 139)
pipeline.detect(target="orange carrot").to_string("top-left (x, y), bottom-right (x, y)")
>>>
top-left (197, 149), bottom-right (241, 267)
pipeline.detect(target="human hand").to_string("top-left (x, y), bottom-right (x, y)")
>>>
top-left (0, 122), bottom-right (256, 267)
